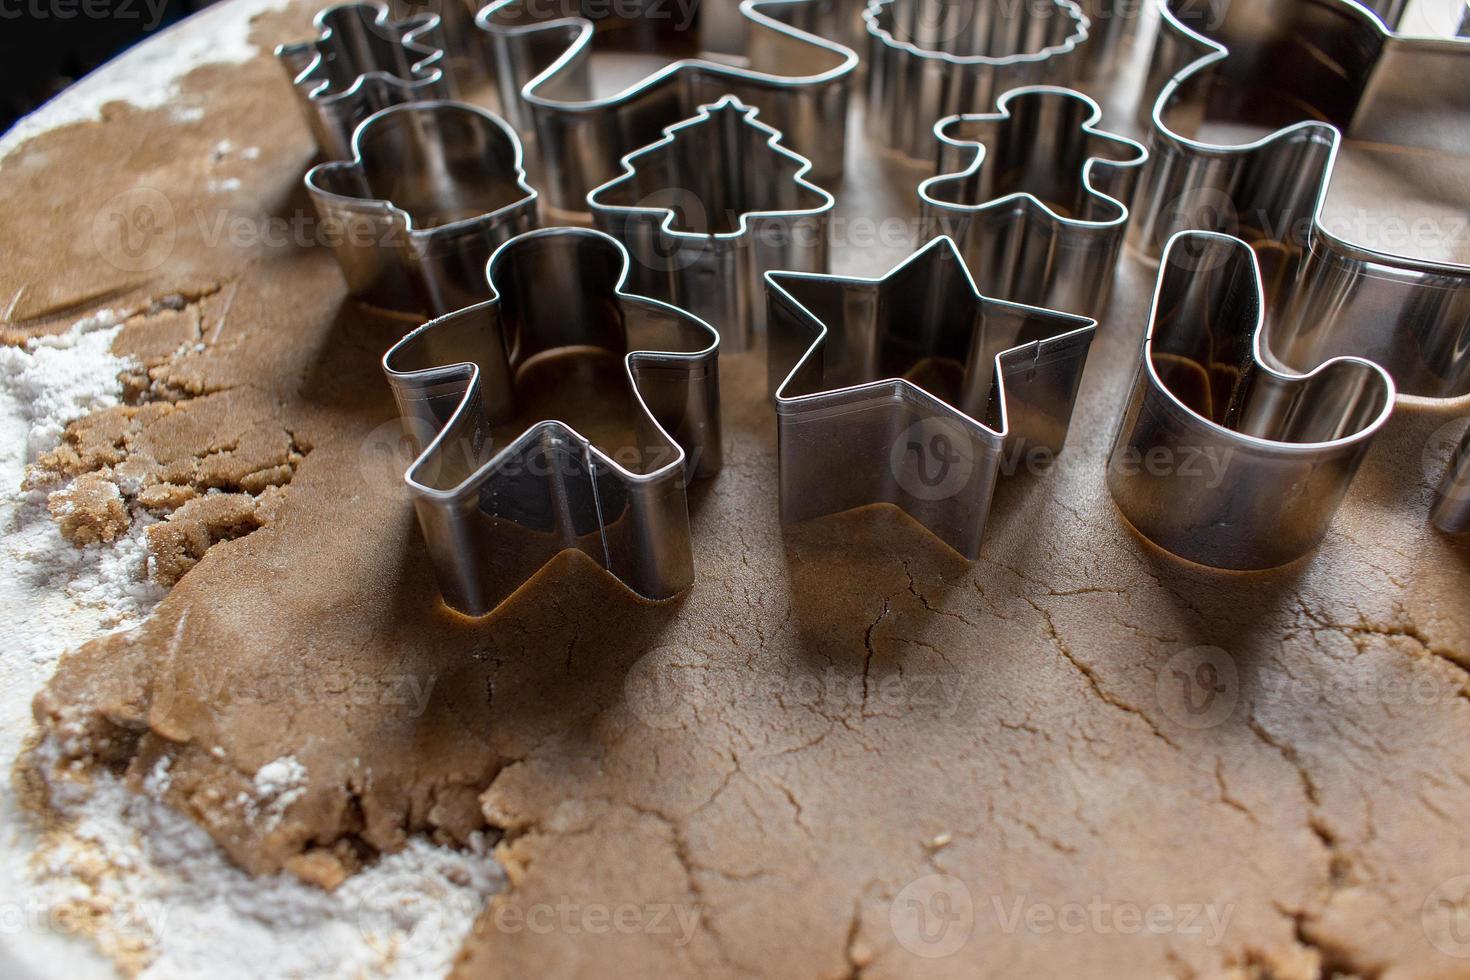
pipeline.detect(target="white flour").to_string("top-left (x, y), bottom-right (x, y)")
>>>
top-left (0, 314), bottom-right (502, 979)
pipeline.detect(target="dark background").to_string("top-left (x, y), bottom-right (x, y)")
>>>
top-left (0, 2), bottom-right (220, 133)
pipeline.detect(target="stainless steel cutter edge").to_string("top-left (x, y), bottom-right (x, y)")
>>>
top-left (305, 100), bottom-right (539, 316)
top-left (276, 1), bottom-right (450, 161)
top-left (476, 0), bottom-right (858, 211)
top-left (1106, 230), bottom-right (1397, 570)
top-left (766, 235), bottom-right (1096, 559)
top-left (1131, 0), bottom-right (1470, 398)
top-left (918, 85), bottom-right (1148, 319)
top-left (586, 95), bottom-right (835, 352)
top-left (382, 227), bottom-right (722, 617)
top-left (863, 0), bottom-right (1091, 159)
top-left (1431, 426), bottom-right (1470, 535)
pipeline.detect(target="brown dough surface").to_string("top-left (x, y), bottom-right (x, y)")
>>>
top-left (7, 2), bottom-right (1470, 976)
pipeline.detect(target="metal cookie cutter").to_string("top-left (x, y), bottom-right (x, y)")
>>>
top-left (918, 86), bottom-right (1147, 319)
top-left (586, 95), bottom-right (834, 352)
top-left (476, 0), bottom-right (858, 210)
top-left (1131, 0), bottom-right (1470, 400)
top-left (276, 2), bottom-right (450, 161)
top-left (306, 100), bottom-right (539, 316)
top-left (1431, 427), bottom-right (1470, 535)
top-left (766, 235), bottom-right (1096, 558)
top-left (382, 227), bottom-right (722, 617)
top-left (1106, 231), bottom-right (1395, 570)
top-left (864, 0), bottom-right (1090, 159)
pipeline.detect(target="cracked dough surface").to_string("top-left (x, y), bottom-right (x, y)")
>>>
top-left (8, 1), bottom-right (1470, 976)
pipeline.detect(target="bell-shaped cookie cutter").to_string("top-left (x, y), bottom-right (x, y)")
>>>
top-left (918, 86), bottom-right (1147, 319)
top-left (864, 0), bottom-right (1090, 159)
top-left (766, 235), bottom-right (1096, 558)
top-left (1106, 231), bottom-right (1396, 570)
top-left (382, 227), bottom-right (722, 617)
top-left (586, 95), bottom-right (834, 352)
top-left (476, 0), bottom-right (858, 211)
top-left (276, 2), bottom-right (451, 161)
top-left (1131, 0), bottom-right (1470, 530)
top-left (306, 100), bottom-right (539, 316)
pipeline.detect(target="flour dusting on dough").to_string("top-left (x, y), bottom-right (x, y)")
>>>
top-left (0, 309), bottom-right (503, 977)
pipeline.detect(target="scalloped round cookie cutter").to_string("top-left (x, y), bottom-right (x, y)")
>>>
top-left (864, 0), bottom-right (1090, 159)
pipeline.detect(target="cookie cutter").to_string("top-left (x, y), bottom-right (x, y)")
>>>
top-left (276, 2), bottom-right (451, 161)
top-left (586, 95), bottom-right (833, 353)
top-left (382, 227), bottom-right (722, 617)
top-left (918, 85), bottom-right (1147, 319)
top-left (1431, 426), bottom-right (1470, 534)
top-left (766, 235), bottom-right (1096, 558)
top-left (476, 0), bottom-right (858, 210)
top-left (1131, 0), bottom-right (1470, 400)
top-left (380, 0), bottom-right (490, 85)
top-left (306, 100), bottom-right (539, 316)
top-left (1106, 231), bottom-right (1396, 570)
top-left (864, 0), bottom-right (1090, 159)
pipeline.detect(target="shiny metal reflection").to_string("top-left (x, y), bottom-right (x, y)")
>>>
top-left (276, 2), bottom-right (450, 161)
top-left (587, 96), bottom-right (834, 353)
top-left (767, 236), bottom-right (1096, 559)
top-left (1107, 232), bottom-right (1396, 570)
top-left (919, 85), bottom-right (1147, 319)
top-left (306, 101), bottom-right (539, 316)
top-left (478, 0), bottom-right (858, 210)
top-left (382, 228), bottom-right (722, 616)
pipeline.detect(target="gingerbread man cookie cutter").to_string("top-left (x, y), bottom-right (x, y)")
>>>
top-left (382, 227), bottom-right (722, 616)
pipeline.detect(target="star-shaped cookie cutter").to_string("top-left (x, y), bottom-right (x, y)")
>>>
top-left (306, 100), bottom-right (539, 316)
top-left (864, 0), bottom-right (1090, 159)
top-left (918, 86), bottom-right (1147, 318)
top-left (1107, 231), bottom-right (1396, 569)
top-left (382, 227), bottom-right (722, 617)
top-left (586, 95), bottom-right (834, 352)
top-left (1128, 0), bottom-right (1470, 536)
top-left (476, 0), bottom-right (858, 210)
top-left (766, 235), bottom-right (1096, 558)
top-left (276, 1), bottom-right (451, 161)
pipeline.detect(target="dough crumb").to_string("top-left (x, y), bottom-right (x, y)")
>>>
top-left (48, 472), bottom-right (130, 545)
top-left (145, 491), bottom-right (269, 585)
top-left (285, 850), bottom-right (350, 891)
